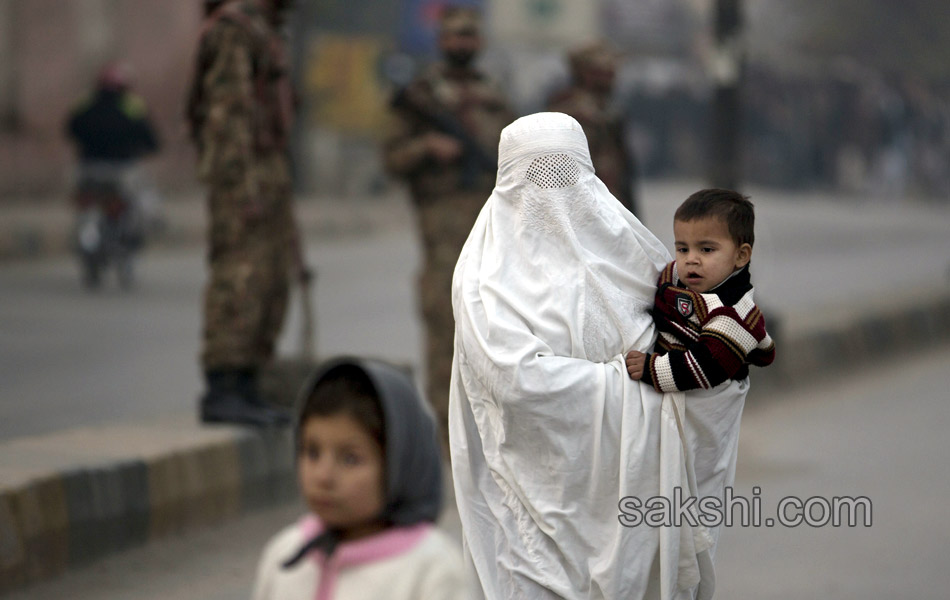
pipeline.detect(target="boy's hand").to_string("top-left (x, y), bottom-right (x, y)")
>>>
top-left (626, 350), bottom-right (646, 380)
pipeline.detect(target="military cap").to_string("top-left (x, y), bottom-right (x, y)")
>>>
top-left (440, 5), bottom-right (481, 36)
top-left (202, 0), bottom-right (227, 15)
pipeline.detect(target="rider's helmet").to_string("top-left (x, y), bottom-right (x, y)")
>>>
top-left (96, 62), bottom-right (131, 93)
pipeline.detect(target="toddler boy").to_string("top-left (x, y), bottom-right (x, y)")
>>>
top-left (626, 188), bottom-right (775, 390)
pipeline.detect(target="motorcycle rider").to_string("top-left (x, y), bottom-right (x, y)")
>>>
top-left (65, 62), bottom-right (160, 287)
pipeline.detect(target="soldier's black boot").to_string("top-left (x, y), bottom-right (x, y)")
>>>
top-left (235, 367), bottom-right (291, 426)
top-left (200, 369), bottom-right (290, 427)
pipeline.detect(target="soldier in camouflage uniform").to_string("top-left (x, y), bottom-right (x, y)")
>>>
top-left (382, 6), bottom-right (513, 431)
top-left (186, 0), bottom-right (305, 426)
top-left (547, 42), bottom-right (641, 216)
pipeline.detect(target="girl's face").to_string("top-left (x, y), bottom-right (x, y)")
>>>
top-left (298, 413), bottom-right (386, 539)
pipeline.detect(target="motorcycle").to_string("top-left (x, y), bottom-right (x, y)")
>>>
top-left (73, 163), bottom-right (147, 290)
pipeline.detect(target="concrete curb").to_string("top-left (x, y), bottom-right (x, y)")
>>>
top-left (0, 421), bottom-right (294, 594)
top-left (754, 287), bottom-right (950, 395)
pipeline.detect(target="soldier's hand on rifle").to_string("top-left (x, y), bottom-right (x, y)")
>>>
top-left (425, 132), bottom-right (464, 163)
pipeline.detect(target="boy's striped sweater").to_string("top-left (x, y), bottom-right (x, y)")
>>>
top-left (642, 262), bottom-right (775, 393)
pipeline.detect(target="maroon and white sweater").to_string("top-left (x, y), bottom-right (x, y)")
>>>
top-left (641, 262), bottom-right (775, 393)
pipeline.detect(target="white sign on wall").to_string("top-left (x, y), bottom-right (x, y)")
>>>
top-left (488, 0), bottom-right (599, 47)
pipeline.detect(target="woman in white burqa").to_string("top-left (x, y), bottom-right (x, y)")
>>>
top-left (450, 113), bottom-right (747, 599)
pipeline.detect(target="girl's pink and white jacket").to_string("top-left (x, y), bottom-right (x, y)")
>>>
top-left (252, 514), bottom-right (465, 600)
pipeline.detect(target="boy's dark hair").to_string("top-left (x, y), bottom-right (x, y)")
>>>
top-left (674, 188), bottom-right (755, 247)
top-left (298, 364), bottom-right (385, 451)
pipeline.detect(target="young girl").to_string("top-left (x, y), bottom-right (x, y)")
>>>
top-left (252, 357), bottom-right (466, 600)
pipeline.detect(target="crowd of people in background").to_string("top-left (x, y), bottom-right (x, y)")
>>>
top-left (624, 62), bottom-right (950, 199)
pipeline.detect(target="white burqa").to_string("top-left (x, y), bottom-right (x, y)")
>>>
top-left (449, 113), bottom-right (748, 599)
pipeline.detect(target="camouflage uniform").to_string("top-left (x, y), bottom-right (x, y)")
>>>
top-left (382, 18), bottom-right (512, 427)
top-left (187, 0), bottom-right (297, 374)
top-left (547, 43), bottom-right (640, 216)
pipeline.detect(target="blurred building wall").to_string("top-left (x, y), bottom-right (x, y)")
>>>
top-left (291, 0), bottom-right (402, 196)
top-left (6, 1), bottom-right (939, 202)
top-left (488, 0), bottom-right (597, 47)
top-left (0, 0), bottom-right (202, 200)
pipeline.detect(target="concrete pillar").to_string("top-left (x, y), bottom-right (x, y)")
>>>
top-left (707, 0), bottom-right (744, 190)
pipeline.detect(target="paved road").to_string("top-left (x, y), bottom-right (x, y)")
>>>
top-left (3, 182), bottom-right (949, 442)
top-left (714, 348), bottom-right (950, 599)
top-left (6, 345), bottom-right (948, 599)
top-left (0, 229), bottom-right (421, 442)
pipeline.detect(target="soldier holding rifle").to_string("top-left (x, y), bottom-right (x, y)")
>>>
top-left (382, 6), bottom-right (513, 431)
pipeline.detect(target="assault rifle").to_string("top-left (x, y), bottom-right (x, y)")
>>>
top-left (391, 87), bottom-right (497, 189)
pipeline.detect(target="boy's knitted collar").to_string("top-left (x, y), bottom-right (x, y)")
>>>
top-left (672, 262), bottom-right (752, 306)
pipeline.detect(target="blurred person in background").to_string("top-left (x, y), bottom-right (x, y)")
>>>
top-left (382, 5), bottom-right (513, 434)
top-left (67, 63), bottom-right (160, 171)
top-left (547, 41), bottom-right (641, 217)
top-left (186, 0), bottom-right (309, 427)
top-left (65, 62), bottom-right (161, 288)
